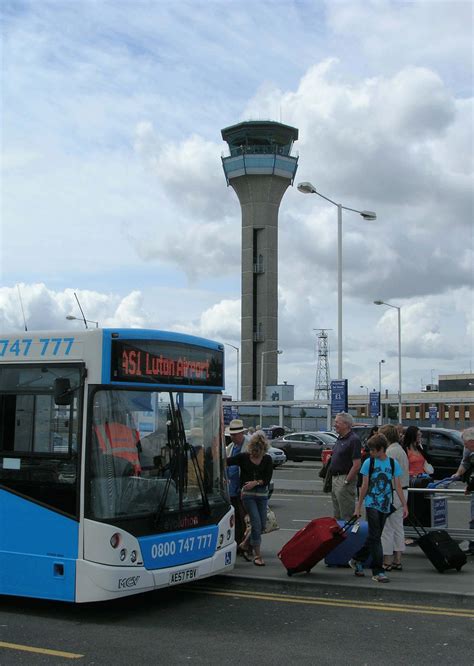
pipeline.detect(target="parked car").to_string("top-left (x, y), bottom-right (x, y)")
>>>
top-left (318, 431), bottom-right (338, 441)
top-left (273, 431), bottom-right (337, 462)
top-left (351, 425), bottom-right (374, 448)
top-left (346, 425), bottom-right (463, 477)
top-left (267, 446), bottom-right (287, 468)
top-left (418, 427), bottom-right (464, 478)
top-left (224, 433), bottom-right (286, 468)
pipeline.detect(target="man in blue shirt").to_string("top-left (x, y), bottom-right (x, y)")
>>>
top-left (350, 433), bottom-right (408, 583)
top-left (226, 419), bottom-right (250, 557)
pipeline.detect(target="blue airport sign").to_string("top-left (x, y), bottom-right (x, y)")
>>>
top-left (429, 405), bottom-right (438, 424)
top-left (369, 391), bottom-right (380, 417)
top-left (331, 380), bottom-right (348, 416)
top-left (223, 405), bottom-right (239, 425)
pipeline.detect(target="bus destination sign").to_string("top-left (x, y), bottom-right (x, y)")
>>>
top-left (111, 339), bottom-right (224, 387)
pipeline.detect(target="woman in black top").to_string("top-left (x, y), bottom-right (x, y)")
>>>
top-left (227, 431), bottom-right (273, 566)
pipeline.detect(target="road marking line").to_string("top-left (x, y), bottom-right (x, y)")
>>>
top-left (189, 587), bottom-right (474, 618)
top-left (0, 641), bottom-right (83, 659)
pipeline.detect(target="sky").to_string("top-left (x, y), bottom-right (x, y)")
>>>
top-left (1, 0), bottom-right (473, 400)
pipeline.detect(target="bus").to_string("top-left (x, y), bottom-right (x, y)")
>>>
top-left (0, 329), bottom-right (235, 602)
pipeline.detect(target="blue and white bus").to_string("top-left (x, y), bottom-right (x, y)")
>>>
top-left (0, 329), bottom-right (235, 602)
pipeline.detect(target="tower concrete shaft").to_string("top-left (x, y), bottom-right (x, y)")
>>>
top-left (221, 121), bottom-right (298, 401)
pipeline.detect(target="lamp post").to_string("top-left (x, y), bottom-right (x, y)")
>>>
top-left (224, 343), bottom-right (240, 401)
top-left (378, 359), bottom-right (385, 425)
top-left (260, 349), bottom-right (283, 427)
top-left (360, 385), bottom-right (369, 418)
top-left (66, 315), bottom-right (99, 328)
top-left (374, 300), bottom-right (402, 424)
top-left (298, 182), bottom-right (376, 379)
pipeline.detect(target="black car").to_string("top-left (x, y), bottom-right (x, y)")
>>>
top-left (418, 427), bottom-right (464, 478)
top-left (352, 425), bottom-right (464, 477)
top-left (272, 432), bottom-right (337, 462)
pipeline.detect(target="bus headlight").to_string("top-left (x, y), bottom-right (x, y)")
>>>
top-left (130, 550), bottom-right (137, 563)
top-left (120, 549), bottom-right (127, 562)
top-left (110, 533), bottom-right (121, 549)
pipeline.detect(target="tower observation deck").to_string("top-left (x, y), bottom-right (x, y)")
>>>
top-left (221, 120), bottom-right (299, 402)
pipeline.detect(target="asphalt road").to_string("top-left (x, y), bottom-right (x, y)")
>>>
top-left (1, 580), bottom-right (473, 665)
top-left (1, 463), bottom-right (472, 665)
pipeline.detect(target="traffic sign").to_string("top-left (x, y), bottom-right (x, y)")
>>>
top-left (429, 405), bottom-right (437, 425)
top-left (331, 380), bottom-right (348, 415)
top-left (369, 391), bottom-right (380, 417)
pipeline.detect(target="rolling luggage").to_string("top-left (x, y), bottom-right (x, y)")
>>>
top-left (325, 520), bottom-right (372, 568)
top-left (278, 516), bottom-right (356, 576)
top-left (410, 517), bottom-right (467, 573)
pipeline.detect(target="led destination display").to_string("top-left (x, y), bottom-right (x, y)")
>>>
top-left (111, 339), bottom-right (224, 387)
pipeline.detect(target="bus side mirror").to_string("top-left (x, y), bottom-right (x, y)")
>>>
top-left (54, 378), bottom-right (72, 405)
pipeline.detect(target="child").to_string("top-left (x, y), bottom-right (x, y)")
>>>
top-left (350, 433), bottom-right (408, 583)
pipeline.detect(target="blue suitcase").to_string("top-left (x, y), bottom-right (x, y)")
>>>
top-left (325, 519), bottom-right (371, 567)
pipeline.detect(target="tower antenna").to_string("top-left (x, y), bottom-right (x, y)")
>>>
top-left (74, 292), bottom-right (89, 329)
top-left (17, 285), bottom-right (28, 331)
top-left (314, 328), bottom-right (332, 403)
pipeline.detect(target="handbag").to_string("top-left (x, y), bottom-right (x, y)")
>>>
top-left (323, 468), bottom-right (333, 493)
top-left (423, 460), bottom-right (434, 475)
top-left (264, 507), bottom-right (279, 534)
top-left (319, 459), bottom-right (330, 479)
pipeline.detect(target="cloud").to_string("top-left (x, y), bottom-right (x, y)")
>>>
top-left (1, 1), bottom-right (472, 400)
top-left (0, 284), bottom-right (146, 331)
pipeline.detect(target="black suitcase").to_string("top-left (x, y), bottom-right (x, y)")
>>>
top-left (411, 518), bottom-right (467, 573)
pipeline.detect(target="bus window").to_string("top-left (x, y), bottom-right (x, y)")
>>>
top-left (87, 389), bottom-right (227, 524)
top-left (0, 364), bottom-right (82, 517)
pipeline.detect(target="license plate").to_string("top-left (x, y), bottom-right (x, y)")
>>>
top-left (169, 567), bottom-right (198, 585)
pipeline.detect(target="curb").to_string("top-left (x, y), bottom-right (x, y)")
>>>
top-left (217, 571), bottom-right (474, 607)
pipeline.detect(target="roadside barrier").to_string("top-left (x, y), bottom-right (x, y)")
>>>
top-left (404, 486), bottom-right (472, 541)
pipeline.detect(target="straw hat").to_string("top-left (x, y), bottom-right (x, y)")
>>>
top-left (228, 419), bottom-right (245, 434)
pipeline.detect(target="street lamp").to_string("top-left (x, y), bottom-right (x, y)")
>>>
top-left (360, 385), bottom-right (369, 418)
top-left (298, 182), bottom-right (376, 379)
top-left (378, 359), bottom-right (385, 425)
top-left (260, 349), bottom-right (283, 426)
top-left (224, 343), bottom-right (240, 401)
top-left (374, 300), bottom-right (402, 424)
top-left (66, 315), bottom-right (99, 328)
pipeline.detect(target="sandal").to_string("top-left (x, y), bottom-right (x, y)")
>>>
top-left (253, 557), bottom-right (265, 567)
top-left (241, 550), bottom-right (252, 562)
top-left (392, 562), bottom-right (403, 571)
top-left (382, 564), bottom-right (392, 572)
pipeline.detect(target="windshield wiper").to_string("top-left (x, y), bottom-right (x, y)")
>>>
top-left (153, 396), bottom-right (210, 527)
top-left (153, 405), bottom-right (180, 528)
top-left (174, 402), bottom-right (211, 515)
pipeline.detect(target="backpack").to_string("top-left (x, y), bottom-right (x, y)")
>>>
top-left (368, 456), bottom-right (396, 513)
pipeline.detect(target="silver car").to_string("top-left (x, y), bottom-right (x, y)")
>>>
top-left (267, 445), bottom-right (287, 468)
top-left (273, 431), bottom-right (337, 462)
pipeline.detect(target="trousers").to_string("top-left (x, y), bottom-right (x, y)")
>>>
top-left (381, 489), bottom-right (408, 555)
top-left (242, 494), bottom-right (268, 547)
top-left (331, 475), bottom-right (357, 521)
top-left (354, 507), bottom-right (388, 576)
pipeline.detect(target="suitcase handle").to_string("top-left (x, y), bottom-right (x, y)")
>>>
top-left (427, 477), bottom-right (455, 489)
top-left (341, 515), bottom-right (359, 533)
top-left (405, 513), bottom-right (428, 539)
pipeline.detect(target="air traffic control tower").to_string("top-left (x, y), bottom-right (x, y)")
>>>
top-left (221, 121), bottom-right (299, 401)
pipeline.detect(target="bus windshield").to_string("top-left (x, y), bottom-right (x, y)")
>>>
top-left (87, 389), bottom-right (226, 523)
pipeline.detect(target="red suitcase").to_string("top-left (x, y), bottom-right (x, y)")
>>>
top-left (278, 517), bottom-right (354, 576)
